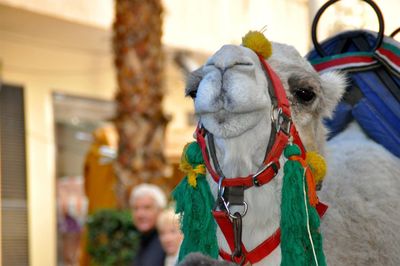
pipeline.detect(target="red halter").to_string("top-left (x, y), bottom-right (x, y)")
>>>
top-left (196, 54), bottom-right (306, 189)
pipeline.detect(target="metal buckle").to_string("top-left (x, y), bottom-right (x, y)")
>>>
top-left (252, 161), bottom-right (279, 186)
top-left (271, 107), bottom-right (291, 135)
top-left (217, 176), bottom-right (248, 218)
top-left (231, 212), bottom-right (246, 265)
top-left (220, 195), bottom-right (248, 219)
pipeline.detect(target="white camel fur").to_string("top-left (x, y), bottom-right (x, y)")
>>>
top-left (185, 42), bottom-right (400, 265)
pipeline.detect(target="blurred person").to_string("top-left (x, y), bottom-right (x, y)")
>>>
top-left (84, 124), bottom-right (118, 214)
top-left (79, 124), bottom-right (118, 266)
top-left (157, 208), bottom-right (183, 266)
top-left (130, 183), bottom-right (167, 266)
top-left (57, 176), bottom-right (87, 266)
top-left (60, 213), bottom-right (82, 266)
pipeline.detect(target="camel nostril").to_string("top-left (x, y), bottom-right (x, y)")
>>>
top-left (188, 89), bottom-right (197, 99)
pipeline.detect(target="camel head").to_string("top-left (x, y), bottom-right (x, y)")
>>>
top-left (186, 43), bottom-right (346, 154)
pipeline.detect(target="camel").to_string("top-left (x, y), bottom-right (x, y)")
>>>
top-left (177, 38), bottom-right (400, 266)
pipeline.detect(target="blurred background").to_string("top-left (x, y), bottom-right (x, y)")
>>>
top-left (0, 0), bottom-right (399, 265)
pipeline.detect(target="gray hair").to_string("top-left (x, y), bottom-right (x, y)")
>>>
top-left (129, 183), bottom-right (167, 209)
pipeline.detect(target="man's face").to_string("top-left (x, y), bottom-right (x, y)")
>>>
top-left (132, 195), bottom-right (160, 233)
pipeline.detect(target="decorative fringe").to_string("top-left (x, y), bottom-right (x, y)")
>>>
top-left (280, 144), bottom-right (326, 266)
top-left (172, 142), bottom-right (219, 262)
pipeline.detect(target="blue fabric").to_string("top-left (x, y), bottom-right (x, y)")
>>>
top-left (353, 99), bottom-right (400, 157)
top-left (352, 73), bottom-right (400, 127)
top-left (307, 30), bottom-right (400, 158)
top-left (325, 102), bottom-right (353, 140)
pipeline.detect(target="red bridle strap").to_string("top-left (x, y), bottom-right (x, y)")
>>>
top-left (196, 127), bottom-right (283, 188)
top-left (214, 202), bottom-right (328, 265)
top-left (257, 54), bottom-right (291, 120)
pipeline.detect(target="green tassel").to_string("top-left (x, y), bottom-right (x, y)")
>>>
top-left (172, 142), bottom-right (219, 262)
top-left (280, 144), bottom-right (326, 266)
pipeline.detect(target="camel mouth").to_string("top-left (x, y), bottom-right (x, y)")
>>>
top-left (197, 107), bottom-right (268, 130)
top-left (195, 93), bottom-right (269, 117)
top-left (195, 106), bottom-right (266, 116)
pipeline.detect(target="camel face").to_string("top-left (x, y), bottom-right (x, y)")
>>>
top-left (187, 45), bottom-right (271, 138)
top-left (187, 43), bottom-right (345, 152)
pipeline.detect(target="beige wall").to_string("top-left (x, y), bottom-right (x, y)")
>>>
top-left (0, 0), bottom-right (113, 29)
top-left (0, 0), bottom-right (312, 54)
top-left (2, 0), bottom-right (399, 54)
top-left (163, 0), bottom-right (311, 54)
top-left (0, 5), bottom-right (115, 266)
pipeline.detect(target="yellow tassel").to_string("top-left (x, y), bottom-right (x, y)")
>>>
top-left (242, 30), bottom-right (272, 59)
top-left (306, 151), bottom-right (327, 185)
top-left (179, 145), bottom-right (206, 188)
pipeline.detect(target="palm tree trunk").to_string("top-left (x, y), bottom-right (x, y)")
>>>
top-left (113, 0), bottom-right (168, 206)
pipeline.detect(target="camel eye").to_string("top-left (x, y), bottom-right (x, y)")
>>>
top-left (293, 87), bottom-right (315, 103)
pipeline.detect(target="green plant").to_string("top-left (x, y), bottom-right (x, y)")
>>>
top-left (87, 209), bottom-right (139, 266)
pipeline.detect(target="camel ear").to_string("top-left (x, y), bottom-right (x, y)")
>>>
top-left (319, 71), bottom-right (347, 118)
top-left (185, 67), bottom-right (203, 98)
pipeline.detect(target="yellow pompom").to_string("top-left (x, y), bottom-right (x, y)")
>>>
top-left (306, 151), bottom-right (327, 184)
top-left (242, 30), bottom-right (272, 59)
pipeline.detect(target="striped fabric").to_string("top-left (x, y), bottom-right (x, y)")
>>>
top-left (310, 52), bottom-right (377, 73)
top-left (376, 41), bottom-right (400, 73)
top-left (309, 37), bottom-right (400, 76)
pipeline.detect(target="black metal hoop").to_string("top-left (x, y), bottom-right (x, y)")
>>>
top-left (390, 27), bottom-right (400, 38)
top-left (311, 0), bottom-right (385, 57)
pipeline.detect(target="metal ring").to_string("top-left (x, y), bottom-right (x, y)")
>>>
top-left (231, 251), bottom-right (246, 265)
top-left (228, 201), bottom-right (248, 219)
top-left (270, 107), bottom-right (283, 132)
top-left (390, 27), bottom-right (400, 38)
top-left (217, 176), bottom-right (225, 200)
top-left (311, 0), bottom-right (385, 57)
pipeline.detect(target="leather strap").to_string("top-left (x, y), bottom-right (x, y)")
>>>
top-left (214, 202), bottom-right (328, 265)
top-left (196, 126), bottom-right (282, 188)
top-left (257, 54), bottom-right (291, 118)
